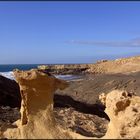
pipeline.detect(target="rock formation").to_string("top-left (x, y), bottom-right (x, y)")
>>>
top-left (0, 75), bottom-right (21, 107)
top-left (1, 69), bottom-right (86, 139)
top-left (38, 64), bottom-right (89, 75)
top-left (100, 90), bottom-right (140, 139)
top-left (88, 55), bottom-right (140, 74)
top-left (38, 55), bottom-right (140, 75)
top-left (1, 68), bottom-right (140, 139)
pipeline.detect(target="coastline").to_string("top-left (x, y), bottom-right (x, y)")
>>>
top-left (1, 55), bottom-right (140, 138)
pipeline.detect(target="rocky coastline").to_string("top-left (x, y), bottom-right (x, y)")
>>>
top-left (1, 55), bottom-right (140, 138)
top-left (37, 64), bottom-right (90, 75)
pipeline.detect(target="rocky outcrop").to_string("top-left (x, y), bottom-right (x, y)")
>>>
top-left (1, 69), bottom-right (86, 139)
top-left (88, 55), bottom-right (140, 74)
top-left (38, 55), bottom-right (140, 75)
top-left (0, 75), bottom-right (21, 107)
top-left (0, 105), bottom-right (109, 138)
top-left (100, 90), bottom-right (140, 139)
top-left (54, 107), bottom-right (108, 138)
top-left (38, 64), bottom-right (89, 75)
top-left (2, 69), bottom-right (140, 139)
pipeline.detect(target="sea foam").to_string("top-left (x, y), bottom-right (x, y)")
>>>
top-left (0, 71), bottom-right (80, 81)
top-left (0, 71), bottom-right (15, 80)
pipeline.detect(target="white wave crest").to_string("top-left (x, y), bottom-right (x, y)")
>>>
top-left (0, 72), bottom-right (80, 81)
top-left (0, 71), bottom-right (15, 80)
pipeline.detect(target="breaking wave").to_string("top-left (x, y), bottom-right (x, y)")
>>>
top-left (0, 71), bottom-right (81, 81)
top-left (0, 71), bottom-right (15, 80)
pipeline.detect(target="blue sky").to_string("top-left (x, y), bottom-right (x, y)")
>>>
top-left (0, 2), bottom-right (140, 64)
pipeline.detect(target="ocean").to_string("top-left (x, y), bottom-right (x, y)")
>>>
top-left (0, 64), bottom-right (81, 81)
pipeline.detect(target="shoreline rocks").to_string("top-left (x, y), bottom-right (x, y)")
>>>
top-left (38, 55), bottom-right (140, 75)
top-left (38, 64), bottom-right (89, 75)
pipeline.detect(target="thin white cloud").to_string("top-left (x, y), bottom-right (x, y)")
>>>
top-left (66, 38), bottom-right (140, 47)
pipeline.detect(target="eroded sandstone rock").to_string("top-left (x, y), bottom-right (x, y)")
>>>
top-left (2, 69), bottom-right (87, 139)
top-left (14, 69), bottom-right (69, 126)
top-left (100, 90), bottom-right (140, 139)
top-left (2, 69), bottom-right (140, 139)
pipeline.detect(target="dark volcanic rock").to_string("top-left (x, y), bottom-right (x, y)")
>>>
top-left (0, 75), bottom-right (21, 107)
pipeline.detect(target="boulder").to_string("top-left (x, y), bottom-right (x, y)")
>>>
top-left (0, 75), bottom-right (21, 107)
top-left (100, 90), bottom-right (140, 139)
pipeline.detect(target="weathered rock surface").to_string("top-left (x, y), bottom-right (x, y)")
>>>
top-left (1, 69), bottom-right (86, 139)
top-left (100, 90), bottom-right (140, 139)
top-left (0, 75), bottom-right (21, 107)
top-left (1, 69), bottom-right (140, 139)
top-left (0, 106), bottom-right (109, 138)
top-left (1, 53), bottom-right (140, 139)
top-left (54, 107), bottom-right (108, 138)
